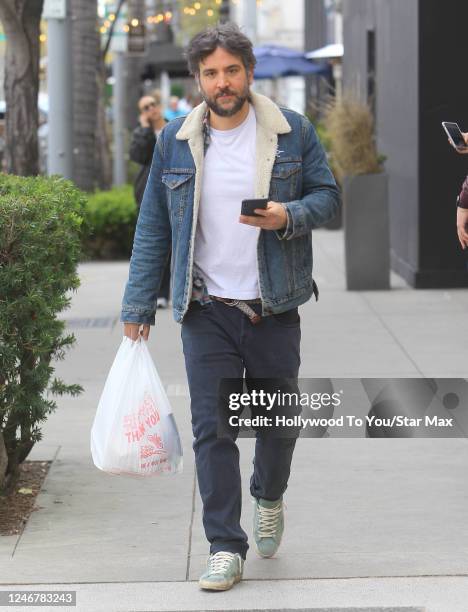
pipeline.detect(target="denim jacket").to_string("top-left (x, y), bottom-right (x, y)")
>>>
top-left (121, 92), bottom-right (340, 325)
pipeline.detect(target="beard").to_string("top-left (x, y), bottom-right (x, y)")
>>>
top-left (200, 81), bottom-right (251, 117)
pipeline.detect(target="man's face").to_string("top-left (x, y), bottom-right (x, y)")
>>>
top-left (197, 46), bottom-right (253, 118)
top-left (138, 96), bottom-right (161, 122)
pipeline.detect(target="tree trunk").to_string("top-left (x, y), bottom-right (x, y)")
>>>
top-left (70, 0), bottom-right (100, 191)
top-left (0, 433), bottom-right (8, 492)
top-left (0, 0), bottom-right (43, 176)
top-left (95, 64), bottom-right (112, 190)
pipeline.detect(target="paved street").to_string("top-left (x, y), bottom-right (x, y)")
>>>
top-left (1, 228), bottom-right (468, 611)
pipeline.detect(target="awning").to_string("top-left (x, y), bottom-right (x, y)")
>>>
top-left (305, 43), bottom-right (344, 60)
top-left (253, 44), bottom-right (330, 79)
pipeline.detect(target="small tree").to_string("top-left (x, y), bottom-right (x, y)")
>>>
top-left (0, 174), bottom-right (86, 494)
top-left (0, 0), bottom-right (44, 176)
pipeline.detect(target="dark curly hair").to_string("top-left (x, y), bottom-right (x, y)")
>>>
top-left (186, 22), bottom-right (256, 76)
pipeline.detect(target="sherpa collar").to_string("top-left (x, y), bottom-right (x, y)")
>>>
top-left (175, 91), bottom-right (292, 141)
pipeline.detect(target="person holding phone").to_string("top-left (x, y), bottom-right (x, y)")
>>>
top-left (120, 23), bottom-right (339, 591)
top-left (453, 131), bottom-right (468, 249)
top-left (129, 93), bottom-right (170, 307)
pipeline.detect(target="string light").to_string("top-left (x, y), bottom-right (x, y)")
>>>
top-left (180, 2), bottom-right (219, 17)
top-left (131, 18), bottom-right (139, 27)
top-left (104, 19), bottom-right (110, 27)
top-left (39, 33), bottom-right (47, 42)
top-left (165, 11), bottom-right (172, 19)
top-left (100, 25), bottom-right (107, 34)
top-left (123, 24), bottom-right (130, 32)
top-left (109, 13), bottom-right (116, 21)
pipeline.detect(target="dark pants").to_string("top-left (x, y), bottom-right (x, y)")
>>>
top-left (181, 300), bottom-right (301, 559)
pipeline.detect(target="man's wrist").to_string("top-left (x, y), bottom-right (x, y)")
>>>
top-left (278, 203), bottom-right (292, 237)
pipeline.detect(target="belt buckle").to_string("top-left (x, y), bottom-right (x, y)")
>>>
top-left (224, 299), bottom-right (239, 307)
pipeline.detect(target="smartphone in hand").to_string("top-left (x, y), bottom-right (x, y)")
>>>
top-left (241, 198), bottom-right (269, 217)
top-left (442, 121), bottom-right (468, 151)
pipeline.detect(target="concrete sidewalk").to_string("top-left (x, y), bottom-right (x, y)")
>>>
top-left (1, 229), bottom-right (468, 611)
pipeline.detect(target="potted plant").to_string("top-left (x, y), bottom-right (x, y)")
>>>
top-left (323, 93), bottom-right (389, 290)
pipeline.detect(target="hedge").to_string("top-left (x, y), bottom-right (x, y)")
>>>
top-left (0, 174), bottom-right (85, 493)
top-left (82, 184), bottom-right (137, 260)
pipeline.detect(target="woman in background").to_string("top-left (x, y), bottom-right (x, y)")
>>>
top-left (129, 91), bottom-right (170, 308)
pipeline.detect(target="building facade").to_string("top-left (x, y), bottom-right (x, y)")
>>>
top-left (233, 0), bottom-right (306, 113)
top-left (343, 0), bottom-right (468, 287)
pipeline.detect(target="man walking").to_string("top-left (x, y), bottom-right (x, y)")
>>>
top-left (121, 23), bottom-right (339, 591)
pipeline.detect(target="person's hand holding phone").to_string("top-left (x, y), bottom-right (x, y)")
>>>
top-left (456, 132), bottom-right (468, 154)
top-left (443, 122), bottom-right (468, 153)
top-left (139, 114), bottom-right (151, 129)
top-left (239, 200), bottom-right (288, 230)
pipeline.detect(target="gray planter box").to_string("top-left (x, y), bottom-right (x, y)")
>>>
top-left (344, 172), bottom-right (390, 290)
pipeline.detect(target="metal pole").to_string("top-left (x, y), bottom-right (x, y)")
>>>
top-left (219, 0), bottom-right (230, 23)
top-left (160, 70), bottom-right (170, 111)
top-left (112, 51), bottom-right (127, 186)
top-left (244, 0), bottom-right (257, 45)
top-left (46, 0), bottom-right (73, 179)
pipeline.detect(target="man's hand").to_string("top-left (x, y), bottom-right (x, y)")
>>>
top-left (456, 208), bottom-right (468, 249)
top-left (239, 201), bottom-right (287, 230)
top-left (124, 322), bottom-right (150, 341)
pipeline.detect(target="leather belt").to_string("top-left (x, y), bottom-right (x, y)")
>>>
top-left (210, 295), bottom-right (262, 325)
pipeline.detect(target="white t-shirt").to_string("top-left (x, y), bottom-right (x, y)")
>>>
top-left (194, 104), bottom-right (260, 299)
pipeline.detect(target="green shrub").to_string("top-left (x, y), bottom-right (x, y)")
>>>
top-left (82, 184), bottom-right (137, 260)
top-left (170, 83), bottom-right (184, 99)
top-left (0, 174), bottom-right (85, 493)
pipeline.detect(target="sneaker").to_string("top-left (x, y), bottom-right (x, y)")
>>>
top-left (253, 496), bottom-right (284, 558)
top-left (157, 297), bottom-right (168, 309)
top-left (198, 551), bottom-right (244, 591)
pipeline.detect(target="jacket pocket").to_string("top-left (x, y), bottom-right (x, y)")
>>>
top-left (161, 170), bottom-right (194, 223)
top-left (161, 171), bottom-right (194, 190)
top-left (270, 160), bottom-right (302, 202)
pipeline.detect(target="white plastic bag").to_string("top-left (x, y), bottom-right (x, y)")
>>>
top-left (90, 336), bottom-right (183, 477)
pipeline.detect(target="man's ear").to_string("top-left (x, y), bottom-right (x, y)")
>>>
top-left (195, 75), bottom-right (201, 91)
top-left (247, 68), bottom-right (254, 86)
